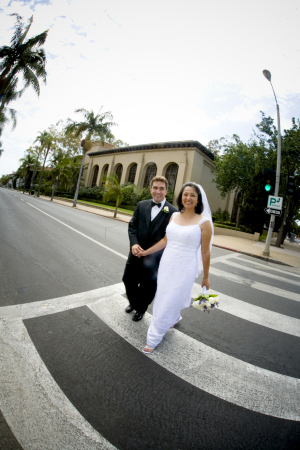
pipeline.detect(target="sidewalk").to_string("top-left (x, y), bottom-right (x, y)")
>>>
top-left (32, 194), bottom-right (300, 270)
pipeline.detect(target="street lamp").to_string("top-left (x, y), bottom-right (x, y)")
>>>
top-left (262, 70), bottom-right (282, 256)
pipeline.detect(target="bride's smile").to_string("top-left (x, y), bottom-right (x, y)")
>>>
top-left (182, 186), bottom-right (198, 210)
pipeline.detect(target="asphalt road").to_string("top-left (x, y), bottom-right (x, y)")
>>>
top-left (1, 188), bottom-right (300, 450)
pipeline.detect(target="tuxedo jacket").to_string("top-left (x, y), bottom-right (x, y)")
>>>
top-left (127, 199), bottom-right (177, 263)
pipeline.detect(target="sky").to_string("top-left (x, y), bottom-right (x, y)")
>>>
top-left (0, 0), bottom-right (299, 177)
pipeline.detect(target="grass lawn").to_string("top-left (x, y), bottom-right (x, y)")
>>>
top-left (77, 199), bottom-right (134, 214)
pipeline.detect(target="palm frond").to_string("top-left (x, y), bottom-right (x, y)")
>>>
top-left (22, 65), bottom-right (40, 95)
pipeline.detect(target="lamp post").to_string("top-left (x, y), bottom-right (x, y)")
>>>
top-left (262, 70), bottom-right (282, 256)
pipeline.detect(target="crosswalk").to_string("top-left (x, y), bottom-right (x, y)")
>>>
top-left (1, 254), bottom-right (300, 449)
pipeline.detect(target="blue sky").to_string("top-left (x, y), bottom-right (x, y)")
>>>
top-left (0, 0), bottom-right (299, 176)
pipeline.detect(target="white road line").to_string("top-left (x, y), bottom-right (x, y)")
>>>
top-left (217, 259), bottom-right (300, 287)
top-left (26, 202), bottom-right (127, 260)
top-left (231, 254), bottom-right (300, 279)
top-left (209, 266), bottom-right (300, 302)
top-left (191, 283), bottom-right (300, 338)
top-left (89, 290), bottom-right (300, 421)
top-left (210, 253), bottom-right (241, 264)
top-left (0, 320), bottom-right (117, 450)
top-left (0, 284), bottom-right (124, 321)
top-left (1, 285), bottom-right (299, 422)
top-left (0, 286), bottom-right (124, 449)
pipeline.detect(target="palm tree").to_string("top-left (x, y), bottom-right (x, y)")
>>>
top-left (0, 14), bottom-right (48, 132)
top-left (19, 153), bottom-right (36, 192)
top-left (65, 108), bottom-right (117, 207)
top-left (34, 131), bottom-right (54, 197)
top-left (0, 105), bottom-right (17, 137)
top-left (103, 174), bottom-right (134, 218)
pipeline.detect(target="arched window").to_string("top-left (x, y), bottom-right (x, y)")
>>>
top-left (143, 163), bottom-right (157, 188)
top-left (128, 164), bottom-right (137, 184)
top-left (91, 165), bottom-right (99, 187)
top-left (115, 164), bottom-right (123, 183)
top-left (101, 164), bottom-right (109, 186)
top-left (165, 163), bottom-right (178, 191)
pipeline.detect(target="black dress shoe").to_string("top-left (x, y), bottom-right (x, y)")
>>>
top-left (132, 312), bottom-right (144, 322)
top-left (125, 305), bottom-right (134, 313)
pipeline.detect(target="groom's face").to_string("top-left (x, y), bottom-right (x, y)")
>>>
top-left (150, 181), bottom-right (167, 203)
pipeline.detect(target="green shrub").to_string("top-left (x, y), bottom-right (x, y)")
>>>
top-left (78, 186), bottom-right (104, 200)
top-left (120, 183), bottom-right (137, 205)
top-left (212, 207), bottom-right (231, 223)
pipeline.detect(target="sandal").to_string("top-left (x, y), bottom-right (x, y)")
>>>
top-left (142, 345), bottom-right (155, 354)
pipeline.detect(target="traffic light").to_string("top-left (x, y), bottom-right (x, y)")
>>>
top-left (286, 175), bottom-right (295, 196)
top-left (263, 169), bottom-right (275, 193)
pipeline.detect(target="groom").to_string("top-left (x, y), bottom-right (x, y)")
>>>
top-left (122, 176), bottom-right (177, 321)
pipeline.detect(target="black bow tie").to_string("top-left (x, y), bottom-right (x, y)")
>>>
top-left (151, 201), bottom-right (161, 208)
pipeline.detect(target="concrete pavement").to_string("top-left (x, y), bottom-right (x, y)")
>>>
top-left (23, 192), bottom-right (300, 270)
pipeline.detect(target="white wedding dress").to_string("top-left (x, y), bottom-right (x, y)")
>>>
top-left (147, 212), bottom-right (210, 348)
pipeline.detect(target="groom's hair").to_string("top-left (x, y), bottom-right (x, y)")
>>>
top-left (150, 176), bottom-right (168, 189)
top-left (177, 182), bottom-right (203, 214)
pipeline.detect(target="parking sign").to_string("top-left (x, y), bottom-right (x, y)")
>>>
top-left (267, 196), bottom-right (283, 210)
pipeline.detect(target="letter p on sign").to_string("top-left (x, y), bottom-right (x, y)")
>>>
top-left (267, 196), bottom-right (283, 210)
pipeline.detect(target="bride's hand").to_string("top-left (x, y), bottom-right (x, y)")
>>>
top-left (137, 248), bottom-right (147, 258)
top-left (201, 277), bottom-right (210, 289)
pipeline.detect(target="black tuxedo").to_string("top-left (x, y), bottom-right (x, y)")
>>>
top-left (122, 199), bottom-right (177, 314)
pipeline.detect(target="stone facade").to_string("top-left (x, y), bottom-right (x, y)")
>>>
top-left (83, 140), bottom-right (234, 215)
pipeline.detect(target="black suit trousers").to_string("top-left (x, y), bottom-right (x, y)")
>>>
top-left (122, 251), bottom-right (163, 314)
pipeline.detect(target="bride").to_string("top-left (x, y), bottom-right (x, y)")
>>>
top-left (137, 182), bottom-right (213, 354)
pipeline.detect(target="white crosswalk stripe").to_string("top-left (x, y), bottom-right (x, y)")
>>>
top-left (1, 253), bottom-right (300, 449)
top-left (89, 289), bottom-right (300, 421)
top-left (214, 259), bottom-right (300, 287)
top-left (231, 255), bottom-right (300, 278)
top-left (191, 283), bottom-right (300, 337)
top-left (209, 266), bottom-right (300, 302)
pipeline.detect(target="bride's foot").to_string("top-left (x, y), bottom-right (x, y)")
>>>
top-left (170, 316), bottom-right (182, 328)
top-left (142, 345), bottom-right (155, 354)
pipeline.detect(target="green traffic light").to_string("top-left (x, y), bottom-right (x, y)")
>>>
top-left (265, 184), bottom-right (271, 192)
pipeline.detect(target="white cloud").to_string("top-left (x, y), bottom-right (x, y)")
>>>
top-left (0, 0), bottom-right (300, 175)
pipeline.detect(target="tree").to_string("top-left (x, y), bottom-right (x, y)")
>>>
top-left (0, 14), bottom-right (48, 134)
top-left (103, 174), bottom-right (134, 218)
top-left (214, 112), bottom-right (300, 238)
top-left (275, 118), bottom-right (300, 245)
top-left (0, 143), bottom-right (3, 157)
top-left (106, 135), bottom-right (129, 148)
top-left (65, 108), bottom-right (117, 207)
top-left (34, 131), bottom-right (54, 197)
top-left (18, 152), bottom-right (36, 192)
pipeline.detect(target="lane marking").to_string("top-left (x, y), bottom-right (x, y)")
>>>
top-left (210, 253), bottom-right (242, 264)
top-left (1, 283), bottom-right (299, 428)
top-left (217, 259), bottom-right (300, 287)
top-left (0, 319), bottom-right (117, 450)
top-left (209, 266), bottom-right (300, 302)
top-left (26, 202), bottom-right (127, 260)
top-left (231, 255), bottom-right (300, 279)
top-left (89, 290), bottom-right (300, 421)
top-left (192, 283), bottom-right (300, 338)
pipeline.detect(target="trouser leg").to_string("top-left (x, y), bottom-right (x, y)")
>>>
top-left (137, 254), bottom-right (159, 314)
top-left (122, 258), bottom-right (141, 311)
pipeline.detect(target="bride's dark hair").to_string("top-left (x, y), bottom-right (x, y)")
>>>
top-left (177, 183), bottom-right (203, 214)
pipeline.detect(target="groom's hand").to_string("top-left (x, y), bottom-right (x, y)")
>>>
top-left (132, 244), bottom-right (144, 257)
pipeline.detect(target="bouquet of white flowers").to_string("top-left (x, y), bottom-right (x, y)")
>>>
top-left (192, 288), bottom-right (219, 312)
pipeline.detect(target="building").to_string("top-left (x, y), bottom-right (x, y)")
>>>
top-left (83, 140), bottom-right (234, 214)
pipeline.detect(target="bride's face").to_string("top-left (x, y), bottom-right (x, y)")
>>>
top-left (182, 186), bottom-right (198, 210)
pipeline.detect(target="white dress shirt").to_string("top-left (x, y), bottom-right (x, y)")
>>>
top-left (151, 198), bottom-right (166, 221)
